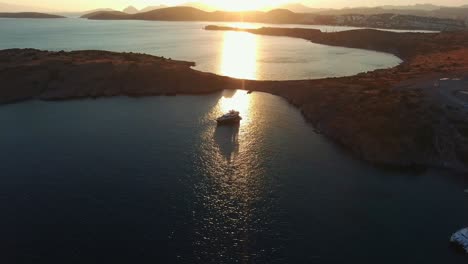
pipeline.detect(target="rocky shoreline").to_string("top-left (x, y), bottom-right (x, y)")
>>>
top-left (1, 28), bottom-right (468, 171)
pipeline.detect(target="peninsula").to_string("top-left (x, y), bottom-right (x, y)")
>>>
top-left (0, 12), bottom-right (66, 18)
top-left (1, 28), bottom-right (468, 171)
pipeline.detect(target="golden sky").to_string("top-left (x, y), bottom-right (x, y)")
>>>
top-left (3, 0), bottom-right (468, 12)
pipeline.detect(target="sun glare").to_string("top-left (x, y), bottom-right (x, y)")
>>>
top-left (220, 31), bottom-right (258, 80)
top-left (219, 90), bottom-right (251, 118)
top-left (218, 31), bottom-right (256, 123)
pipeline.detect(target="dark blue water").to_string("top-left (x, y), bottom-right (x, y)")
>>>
top-left (0, 91), bottom-right (467, 263)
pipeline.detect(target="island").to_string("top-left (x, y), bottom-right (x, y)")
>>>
top-left (0, 12), bottom-right (66, 19)
top-left (1, 28), bottom-right (468, 172)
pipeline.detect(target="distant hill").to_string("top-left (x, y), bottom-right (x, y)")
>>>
top-left (82, 6), bottom-right (466, 31)
top-left (123, 4), bottom-right (207, 14)
top-left (123, 6), bottom-right (138, 14)
top-left (81, 10), bottom-right (127, 19)
top-left (380, 4), bottom-right (441, 11)
top-left (263, 3), bottom-right (468, 21)
top-left (268, 3), bottom-right (443, 13)
top-left (85, 8), bottom-right (115, 13)
top-left (274, 3), bottom-right (329, 13)
top-left (133, 7), bottom-right (215, 21)
top-left (316, 6), bottom-right (468, 21)
top-left (83, 7), bottom-right (299, 23)
top-left (317, 7), bottom-right (426, 16)
top-left (79, 8), bottom-right (115, 16)
top-left (140, 5), bottom-right (168, 13)
top-left (179, 2), bottom-right (215, 12)
top-left (0, 12), bottom-right (65, 18)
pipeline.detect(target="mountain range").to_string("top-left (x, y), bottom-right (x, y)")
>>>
top-left (272, 3), bottom-right (328, 13)
top-left (82, 6), bottom-right (467, 31)
top-left (317, 6), bottom-right (468, 20)
top-left (272, 3), bottom-right (445, 13)
top-left (116, 3), bottom-right (468, 21)
top-left (121, 2), bottom-right (215, 14)
top-left (271, 3), bottom-right (468, 21)
top-left (2, 1), bottom-right (468, 21)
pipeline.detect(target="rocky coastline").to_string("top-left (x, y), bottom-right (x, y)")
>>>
top-left (1, 28), bottom-right (468, 171)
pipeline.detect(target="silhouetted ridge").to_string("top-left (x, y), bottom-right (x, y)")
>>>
top-left (81, 7), bottom-right (467, 31)
top-left (0, 12), bottom-right (65, 18)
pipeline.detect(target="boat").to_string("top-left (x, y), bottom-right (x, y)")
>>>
top-left (450, 227), bottom-right (468, 253)
top-left (217, 110), bottom-right (242, 125)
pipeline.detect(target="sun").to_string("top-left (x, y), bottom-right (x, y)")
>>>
top-left (204, 0), bottom-right (290, 11)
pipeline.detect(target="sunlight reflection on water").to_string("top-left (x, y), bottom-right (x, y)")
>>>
top-left (0, 92), bottom-right (465, 263)
top-left (220, 31), bottom-right (258, 80)
top-left (193, 90), bottom-right (275, 262)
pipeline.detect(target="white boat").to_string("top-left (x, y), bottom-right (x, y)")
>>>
top-left (216, 110), bottom-right (242, 125)
top-left (451, 227), bottom-right (468, 253)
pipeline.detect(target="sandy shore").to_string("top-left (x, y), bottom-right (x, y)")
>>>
top-left (1, 28), bottom-right (468, 171)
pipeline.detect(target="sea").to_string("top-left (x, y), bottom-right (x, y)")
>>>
top-left (0, 18), bottom-right (466, 263)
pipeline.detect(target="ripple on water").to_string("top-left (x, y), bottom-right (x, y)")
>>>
top-left (0, 90), bottom-right (466, 263)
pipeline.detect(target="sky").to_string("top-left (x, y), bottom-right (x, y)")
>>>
top-left (3, 0), bottom-right (468, 12)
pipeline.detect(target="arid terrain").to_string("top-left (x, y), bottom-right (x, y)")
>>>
top-left (1, 28), bottom-right (468, 171)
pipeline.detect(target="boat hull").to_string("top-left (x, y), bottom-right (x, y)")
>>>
top-left (216, 117), bottom-right (242, 125)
